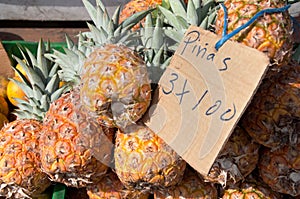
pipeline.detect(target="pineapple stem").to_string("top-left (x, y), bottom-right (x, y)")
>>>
top-left (215, 3), bottom-right (291, 50)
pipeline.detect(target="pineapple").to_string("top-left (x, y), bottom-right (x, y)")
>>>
top-left (0, 119), bottom-right (51, 198)
top-left (221, 173), bottom-right (283, 199)
top-left (214, 0), bottom-right (294, 65)
top-left (80, 44), bottom-right (152, 129)
top-left (47, 0), bottom-right (154, 130)
top-left (258, 144), bottom-right (300, 197)
top-left (40, 88), bottom-right (115, 188)
top-left (154, 166), bottom-right (218, 199)
top-left (40, 0), bottom-right (154, 187)
top-left (120, 0), bottom-right (162, 25)
top-left (119, 0), bottom-right (189, 30)
top-left (0, 40), bottom-right (61, 198)
top-left (114, 123), bottom-right (186, 192)
top-left (86, 169), bottom-right (149, 199)
top-left (241, 61), bottom-right (300, 148)
top-left (202, 126), bottom-right (260, 187)
top-left (158, 0), bottom-right (219, 50)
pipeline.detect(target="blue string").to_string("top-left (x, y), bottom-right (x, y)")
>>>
top-left (215, 4), bottom-right (291, 50)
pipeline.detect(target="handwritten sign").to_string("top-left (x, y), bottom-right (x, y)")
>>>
top-left (143, 26), bottom-right (269, 175)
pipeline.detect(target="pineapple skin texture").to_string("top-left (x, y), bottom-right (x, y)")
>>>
top-left (221, 175), bottom-right (283, 199)
top-left (86, 170), bottom-right (149, 199)
top-left (258, 144), bottom-right (300, 197)
top-left (241, 62), bottom-right (300, 148)
top-left (0, 119), bottom-right (51, 198)
top-left (154, 167), bottom-right (218, 199)
top-left (203, 126), bottom-right (260, 186)
top-left (114, 124), bottom-right (186, 191)
top-left (215, 0), bottom-right (293, 65)
top-left (80, 44), bottom-right (151, 129)
top-left (40, 90), bottom-right (114, 188)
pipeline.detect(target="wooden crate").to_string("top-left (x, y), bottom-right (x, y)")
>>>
top-left (0, 0), bottom-right (129, 42)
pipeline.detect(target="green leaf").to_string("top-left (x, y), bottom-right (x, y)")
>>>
top-left (112, 5), bottom-right (121, 26)
top-left (169, 0), bottom-right (187, 19)
top-left (152, 16), bottom-right (164, 50)
top-left (159, 5), bottom-right (184, 30)
top-left (82, 0), bottom-right (97, 24)
top-left (187, 0), bottom-right (198, 25)
top-left (45, 74), bottom-right (60, 94)
top-left (36, 40), bottom-right (49, 78)
top-left (121, 9), bottom-right (154, 29)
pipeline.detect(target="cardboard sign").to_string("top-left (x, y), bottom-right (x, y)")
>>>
top-left (143, 26), bottom-right (269, 175)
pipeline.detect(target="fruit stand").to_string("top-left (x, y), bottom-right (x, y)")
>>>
top-left (0, 0), bottom-right (299, 199)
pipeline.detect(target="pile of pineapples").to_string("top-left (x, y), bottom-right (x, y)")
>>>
top-left (0, 0), bottom-right (299, 198)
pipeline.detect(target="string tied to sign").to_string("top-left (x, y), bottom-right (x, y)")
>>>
top-left (215, 3), bottom-right (291, 51)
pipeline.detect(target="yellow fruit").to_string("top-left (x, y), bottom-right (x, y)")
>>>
top-left (80, 44), bottom-right (151, 128)
top-left (0, 113), bottom-right (8, 129)
top-left (14, 59), bottom-right (27, 78)
top-left (6, 77), bottom-right (27, 107)
top-left (0, 75), bottom-right (9, 98)
top-left (0, 119), bottom-right (51, 197)
top-left (0, 95), bottom-right (9, 116)
top-left (59, 81), bottom-right (66, 88)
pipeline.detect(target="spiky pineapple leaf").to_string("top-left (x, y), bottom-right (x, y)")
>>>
top-left (169, 0), bottom-right (187, 19)
top-left (152, 16), bottom-right (164, 51)
top-left (141, 14), bottom-right (154, 49)
top-left (51, 86), bottom-right (69, 103)
top-left (187, 0), bottom-right (199, 25)
top-left (159, 5), bottom-right (185, 30)
top-left (12, 55), bottom-right (45, 90)
top-left (82, 0), bottom-right (99, 26)
top-left (111, 5), bottom-right (121, 26)
top-left (32, 85), bottom-right (44, 101)
top-left (11, 40), bottom-right (64, 121)
top-left (120, 9), bottom-right (155, 29)
top-left (36, 40), bottom-right (50, 79)
top-left (45, 74), bottom-right (60, 94)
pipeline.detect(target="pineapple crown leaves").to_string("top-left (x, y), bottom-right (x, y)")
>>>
top-left (10, 40), bottom-right (66, 121)
top-left (136, 13), bottom-right (174, 83)
top-left (45, 33), bottom-right (90, 87)
top-left (139, 14), bottom-right (172, 67)
top-left (159, 0), bottom-right (218, 49)
top-left (82, 0), bottom-right (154, 47)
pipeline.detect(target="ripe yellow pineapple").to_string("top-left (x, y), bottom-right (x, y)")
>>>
top-left (86, 170), bottom-right (149, 199)
top-left (214, 0), bottom-right (293, 65)
top-left (0, 40), bottom-right (65, 198)
top-left (40, 89), bottom-right (114, 188)
top-left (0, 119), bottom-right (51, 198)
top-left (114, 123), bottom-right (186, 191)
top-left (258, 144), bottom-right (300, 197)
top-left (241, 61), bottom-right (300, 148)
top-left (154, 166), bottom-right (218, 199)
top-left (80, 44), bottom-right (152, 129)
top-left (202, 126), bottom-right (260, 187)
